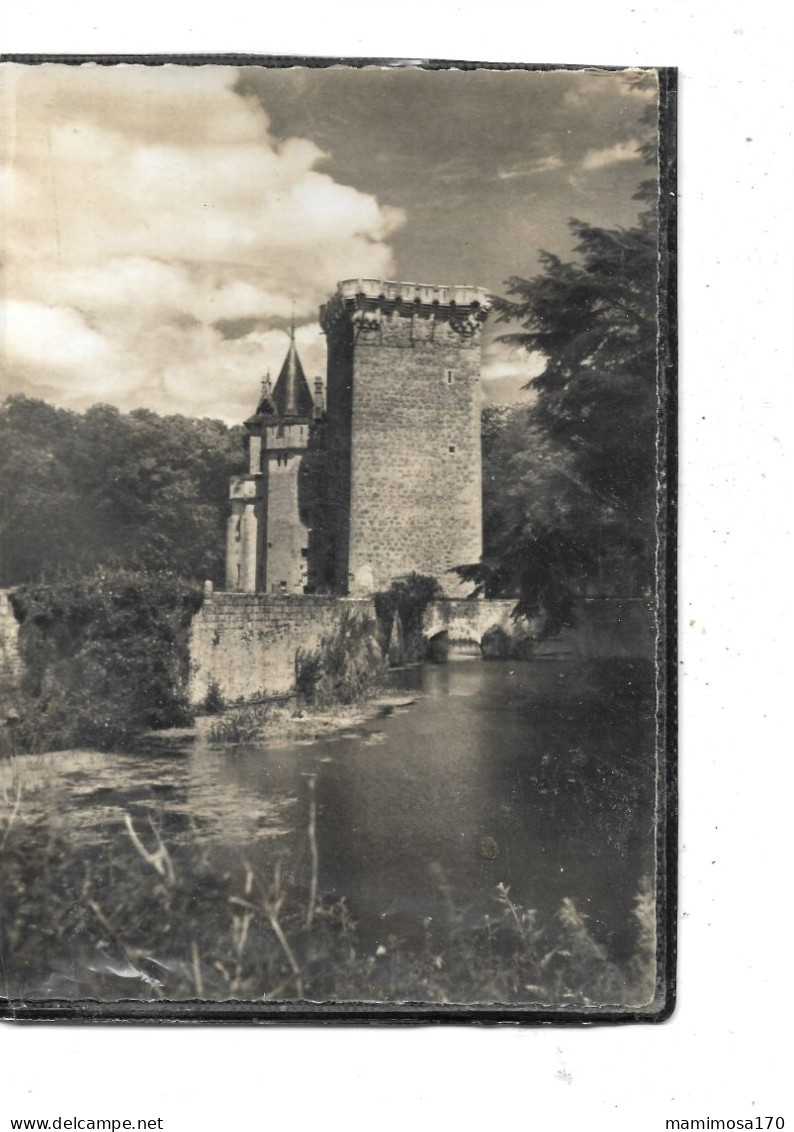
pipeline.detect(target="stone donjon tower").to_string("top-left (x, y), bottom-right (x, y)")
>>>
top-left (226, 326), bottom-right (318, 594)
top-left (320, 278), bottom-right (490, 597)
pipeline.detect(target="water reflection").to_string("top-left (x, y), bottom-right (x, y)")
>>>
top-left (2, 657), bottom-right (656, 968)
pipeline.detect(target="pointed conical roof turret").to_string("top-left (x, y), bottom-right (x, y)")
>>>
top-left (272, 320), bottom-right (314, 420)
top-left (256, 370), bottom-right (275, 414)
top-left (244, 370), bottom-right (277, 429)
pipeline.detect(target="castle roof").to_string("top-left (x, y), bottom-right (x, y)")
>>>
top-left (245, 324), bottom-right (314, 429)
top-left (272, 326), bottom-right (314, 420)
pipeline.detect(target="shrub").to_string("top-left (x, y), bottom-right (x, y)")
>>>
top-left (295, 610), bottom-right (385, 707)
top-left (374, 573), bottom-right (443, 665)
top-left (207, 703), bottom-right (271, 745)
top-left (203, 680), bottom-right (225, 716)
top-left (9, 570), bottom-right (203, 752)
top-left (294, 649), bottom-right (323, 702)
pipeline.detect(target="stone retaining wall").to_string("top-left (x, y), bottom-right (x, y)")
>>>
top-left (0, 590), bottom-right (22, 689)
top-left (188, 592), bottom-right (376, 706)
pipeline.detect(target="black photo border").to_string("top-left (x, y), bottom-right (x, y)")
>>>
top-left (0, 55), bottom-right (677, 1026)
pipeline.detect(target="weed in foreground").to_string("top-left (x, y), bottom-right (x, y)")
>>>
top-left (0, 773), bottom-right (657, 1009)
top-left (207, 703), bottom-right (272, 745)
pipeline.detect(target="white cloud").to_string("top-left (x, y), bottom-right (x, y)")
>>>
top-left (480, 339), bottom-right (544, 404)
top-left (581, 139), bottom-right (642, 171)
top-left (2, 300), bottom-right (115, 371)
top-left (496, 156), bottom-right (563, 180)
top-left (0, 63), bottom-right (405, 420)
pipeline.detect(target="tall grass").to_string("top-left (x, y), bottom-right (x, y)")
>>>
top-left (207, 703), bottom-right (272, 745)
top-left (0, 770), bottom-right (656, 1008)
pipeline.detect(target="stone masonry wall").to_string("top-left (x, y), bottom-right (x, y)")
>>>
top-left (324, 306), bottom-right (483, 597)
top-left (0, 589), bottom-right (22, 689)
top-left (263, 449), bottom-right (311, 595)
top-left (188, 592), bottom-right (376, 705)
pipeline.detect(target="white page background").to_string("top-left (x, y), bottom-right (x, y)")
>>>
top-left (1, 3), bottom-right (791, 1129)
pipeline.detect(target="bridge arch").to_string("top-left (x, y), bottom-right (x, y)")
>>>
top-left (422, 599), bottom-right (524, 650)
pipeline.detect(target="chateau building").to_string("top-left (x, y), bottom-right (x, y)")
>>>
top-left (226, 278), bottom-right (490, 597)
top-left (225, 322), bottom-right (319, 594)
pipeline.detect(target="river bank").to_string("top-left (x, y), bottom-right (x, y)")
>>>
top-left (193, 682), bottom-right (423, 747)
top-left (0, 656), bottom-right (661, 1011)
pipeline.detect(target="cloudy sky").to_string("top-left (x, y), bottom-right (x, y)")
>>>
top-left (0, 63), bottom-right (657, 421)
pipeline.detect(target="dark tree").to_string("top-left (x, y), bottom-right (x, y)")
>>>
top-left (496, 212), bottom-right (658, 521)
top-left (459, 97), bottom-right (660, 633)
top-left (0, 395), bottom-right (246, 586)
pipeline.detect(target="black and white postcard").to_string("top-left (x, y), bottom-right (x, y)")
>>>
top-left (0, 59), bottom-right (675, 1021)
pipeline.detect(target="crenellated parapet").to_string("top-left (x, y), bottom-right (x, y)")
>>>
top-left (321, 278), bottom-right (491, 346)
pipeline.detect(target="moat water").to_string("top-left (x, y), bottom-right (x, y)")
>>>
top-left (2, 656), bottom-right (658, 999)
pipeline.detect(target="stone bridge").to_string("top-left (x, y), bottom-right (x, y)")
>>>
top-left (422, 596), bottom-right (656, 658)
top-left (422, 599), bottom-right (529, 650)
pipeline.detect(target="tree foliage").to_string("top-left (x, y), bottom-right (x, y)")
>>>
top-left (496, 215), bottom-right (658, 518)
top-left (9, 570), bottom-right (203, 751)
top-left (462, 405), bottom-right (602, 634)
top-left (0, 396), bottom-right (246, 586)
top-left (460, 131), bottom-right (660, 633)
top-left (373, 572), bottom-right (444, 662)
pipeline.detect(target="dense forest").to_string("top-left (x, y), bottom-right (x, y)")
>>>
top-left (0, 400), bottom-right (246, 750)
top-left (0, 397), bottom-right (246, 587)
